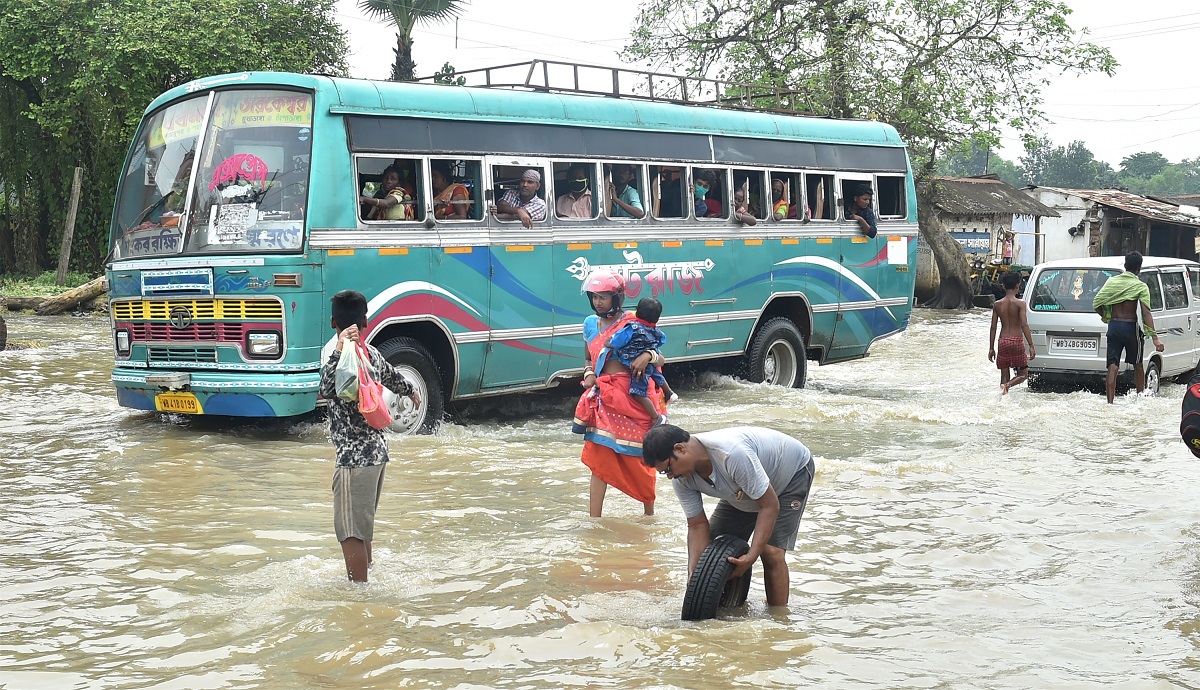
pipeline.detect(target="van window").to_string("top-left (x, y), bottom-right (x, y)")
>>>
top-left (1140, 273), bottom-right (1164, 311)
top-left (1189, 267), bottom-right (1200, 303)
top-left (1162, 271), bottom-right (1188, 310)
top-left (1030, 268), bottom-right (1119, 312)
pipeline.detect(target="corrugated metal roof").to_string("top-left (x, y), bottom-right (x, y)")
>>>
top-left (930, 176), bottom-right (1060, 217)
top-left (1036, 187), bottom-right (1200, 228)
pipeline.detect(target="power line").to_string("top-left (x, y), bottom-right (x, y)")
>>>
top-left (1088, 11), bottom-right (1200, 31)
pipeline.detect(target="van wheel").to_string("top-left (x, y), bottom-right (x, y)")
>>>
top-left (1144, 359), bottom-right (1161, 396)
top-left (743, 317), bottom-right (807, 388)
top-left (374, 337), bottom-right (444, 434)
top-left (681, 534), bottom-right (751, 620)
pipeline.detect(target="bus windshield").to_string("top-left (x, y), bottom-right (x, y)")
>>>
top-left (112, 89), bottom-right (312, 259)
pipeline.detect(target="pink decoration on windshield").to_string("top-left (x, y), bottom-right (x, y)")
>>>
top-left (208, 154), bottom-right (269, 190)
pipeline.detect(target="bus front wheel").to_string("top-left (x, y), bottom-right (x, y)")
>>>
top-left (375, 336), bottom-right (444, 434)
top-left (743, 317), bottom-right (807, 388)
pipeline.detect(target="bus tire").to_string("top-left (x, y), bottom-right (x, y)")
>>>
top-left (681, 534), bottom-right (751, 621)
top-left (743, 317), bottom-right (807, 388)
top-left (374, 336), bottom-right (444, 434)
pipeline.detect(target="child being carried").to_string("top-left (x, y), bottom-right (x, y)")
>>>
top-left (607, 296), bottom-right (678, 425)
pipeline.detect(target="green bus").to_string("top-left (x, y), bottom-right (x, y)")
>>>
top-left (106, 70), bottom-right (917, 432)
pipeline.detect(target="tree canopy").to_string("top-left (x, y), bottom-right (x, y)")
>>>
top-left (626, 0), bottom-right (1115, 175)
top-left (0, 0), bottom-right (348, 277)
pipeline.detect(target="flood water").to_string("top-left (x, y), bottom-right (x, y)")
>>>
top-left (3, 310), bottom-right (1200, 689)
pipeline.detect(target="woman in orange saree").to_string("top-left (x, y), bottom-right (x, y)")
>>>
top-left (572, 271), bottom-right (665, 517)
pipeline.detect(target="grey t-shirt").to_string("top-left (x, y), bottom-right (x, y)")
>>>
top-left (672, 426), bottom-right (813, 518)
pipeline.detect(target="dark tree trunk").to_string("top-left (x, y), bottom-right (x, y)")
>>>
top-left (390, 34), bottom-right (417, 82)
top-left (0, 315), bottom-right (6, 350)
top-left (916, 182), bottom-right (972, 310)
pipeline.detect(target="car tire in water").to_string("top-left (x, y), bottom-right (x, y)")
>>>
top-left (374, 336), bottom-right (444, 434)
top-left (743, 317), bottom-right (807, 388)
top-left (681, 534), bottom-right (751, 620)
top-left (1145, 359), bottom-right (1161, 396)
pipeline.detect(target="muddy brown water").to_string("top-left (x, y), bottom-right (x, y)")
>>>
top-left (2, 311), bottom-right (1200, 688)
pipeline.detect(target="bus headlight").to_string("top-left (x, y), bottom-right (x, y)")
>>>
top-left (115, 329), bottom-right (131, 355)
top-left (247, 331), bottom-right (281, 358)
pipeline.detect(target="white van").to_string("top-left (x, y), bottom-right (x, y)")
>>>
top-left (1024, 256), bottom-right (1200, 394)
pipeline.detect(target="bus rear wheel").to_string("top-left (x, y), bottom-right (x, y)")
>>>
top-left (743, 317), bottom-right (807, 388)
top-left (374, 337), bottom-right (444, 434)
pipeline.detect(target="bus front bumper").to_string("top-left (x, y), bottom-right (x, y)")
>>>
top-left (111, 367), bottom-right (321, 417)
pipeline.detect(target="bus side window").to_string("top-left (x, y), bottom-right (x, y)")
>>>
top-left (604, 162), bottom-right (646, 220)
top-left (805, 173), bottom-right (835, 220)
top-left (431, 158), bottom-right (480, 221)
top-left (553, 161), bottom-right (598, 220)
top-left (357, 156), bottom-right (420, 223)
top-left (650, 165), bottom-right (685, 219)
top-left (491, 165), bottom-right (548, 224)
top-left (732, 169), bottom-right (766, 220)
top-left (693, 167), bottom-right (729, 219)
top-left (876, 175), bottom-right (906, 219)
top-left (768, 171), bottom-right (803, 221)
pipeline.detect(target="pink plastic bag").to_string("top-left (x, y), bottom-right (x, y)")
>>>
top-left (356, 343), bottom-right (393, 430)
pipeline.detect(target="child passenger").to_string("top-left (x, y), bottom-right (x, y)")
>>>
top-left (608, 297), bottom-right (679, 425)
top-left (318, 290), bottom-right (421, 582)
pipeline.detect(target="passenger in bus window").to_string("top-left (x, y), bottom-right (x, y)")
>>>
top-left (771, 178), bottom-right (789, 221)
top-left (431, 163), bottom-right (471, 220)
top-left (731, 188), bottom-right (757, 226)
top-left (693, 170), bottom-right (716, 218)
top-left (360, 165), bottom-right (415, 221)
top-left (656, 167), bottom-right (683, 218)
top-left (845, 183), bottom-right (877, 238)
top-left (607, 164), bottom-right (645, 219)
top-left (556, 164), bottom-right (594, 218)
top-left (493, 168), bottom-right (547, 228)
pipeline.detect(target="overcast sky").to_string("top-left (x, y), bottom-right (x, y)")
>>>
top-left (333, 0), bottom-right (1200, 169)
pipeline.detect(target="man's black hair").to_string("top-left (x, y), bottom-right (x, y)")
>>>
top-left (854, 183), bottom-right (874, 197)
top-left (635, 296), bottom-right (663, 324)
top-left (1125, 251), bottom-right (1143, 273)
top-left (331, 290), bottom-right (368, 331)
top-left (1001, 270), bottom-right (1022, 290)
top-left (641, 424), bottom-right (691, 466)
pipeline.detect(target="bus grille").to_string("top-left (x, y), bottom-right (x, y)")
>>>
top-left (112, 299), bottom-right (284, 321)
top-left (147, 346), bottom-right (218, 363)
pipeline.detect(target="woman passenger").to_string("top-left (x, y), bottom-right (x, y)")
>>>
top-left (360, 165), bottom-right (414, 221)
top-left (432, 163), bottom-right (471, 220)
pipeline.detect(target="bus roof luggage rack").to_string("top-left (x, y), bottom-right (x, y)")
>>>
top-left (413, 60), bottom-right (817, 116)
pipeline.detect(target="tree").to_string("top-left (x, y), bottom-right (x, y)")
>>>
top-left (356, 0), bottom-right (465, 82)
top-left (0, 0), bottom-right (348, 277)
top-left (1019, 137), bottom-right (1108, 188)
top-left (1120, 152), bottom-right (1169, 180)
top-left (625, 0), bottom-right (1114, 308)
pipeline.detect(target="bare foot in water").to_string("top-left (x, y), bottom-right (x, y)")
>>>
top-left (1000, 383), bottom-right (1010, 395)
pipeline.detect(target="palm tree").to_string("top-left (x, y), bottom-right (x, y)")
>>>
top-left (356, 0), bottom-right (466, 82)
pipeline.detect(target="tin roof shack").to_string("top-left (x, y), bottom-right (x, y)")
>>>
top-left (916, 176), bottom-right (1058, 301)
top-left (1024, 187), bottom-right (1200, 262)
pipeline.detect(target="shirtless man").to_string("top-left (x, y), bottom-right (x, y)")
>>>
top-left (988, 270), bottom-right (1036, 394)
top-left (1093, 251), bottom-right (1165, 403)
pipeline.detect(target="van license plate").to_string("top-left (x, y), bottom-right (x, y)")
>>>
top-left (155, 392), bottom-right (203, 414)
top-left (1051, 337), bottom-right (1097, 354)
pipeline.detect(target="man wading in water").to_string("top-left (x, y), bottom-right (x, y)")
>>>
top-left (1092, 251), bottom-right (1164, 403)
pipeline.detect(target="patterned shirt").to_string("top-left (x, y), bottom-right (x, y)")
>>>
top-left (318, 343), bottom-right (414, 468)
top-left (500, 189), bottom-right (547, 222)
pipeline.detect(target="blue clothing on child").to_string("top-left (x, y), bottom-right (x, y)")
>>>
top-left (609, 318), bottom-right (668, 397)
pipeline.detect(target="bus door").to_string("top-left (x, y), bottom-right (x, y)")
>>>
top-left (480, 156), bottom-right (554, 389)
top-left (828, 173), bottom-right (876, 360)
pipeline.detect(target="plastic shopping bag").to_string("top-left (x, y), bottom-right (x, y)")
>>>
top-left (334, 340), bottom-right (360, 402)
top-left (356, 343), bottom-right (394, 430)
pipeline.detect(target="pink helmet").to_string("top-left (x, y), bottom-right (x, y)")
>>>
top-left (581, 269), bottom-right (625, 316)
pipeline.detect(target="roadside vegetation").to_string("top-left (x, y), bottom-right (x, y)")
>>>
top-left (1, 271), bottom-right (95, 297)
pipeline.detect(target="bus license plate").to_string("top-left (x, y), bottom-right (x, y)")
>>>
top-left (155, 392), bottom-right (203, 414)
top-left (1051, 337), bottom-right (1097, 354)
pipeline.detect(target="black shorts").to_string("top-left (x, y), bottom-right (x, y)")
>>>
top-left (708, 460), bottom-right (814, 551)
top-left (1106, 320), bottom-right (1142, 367)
